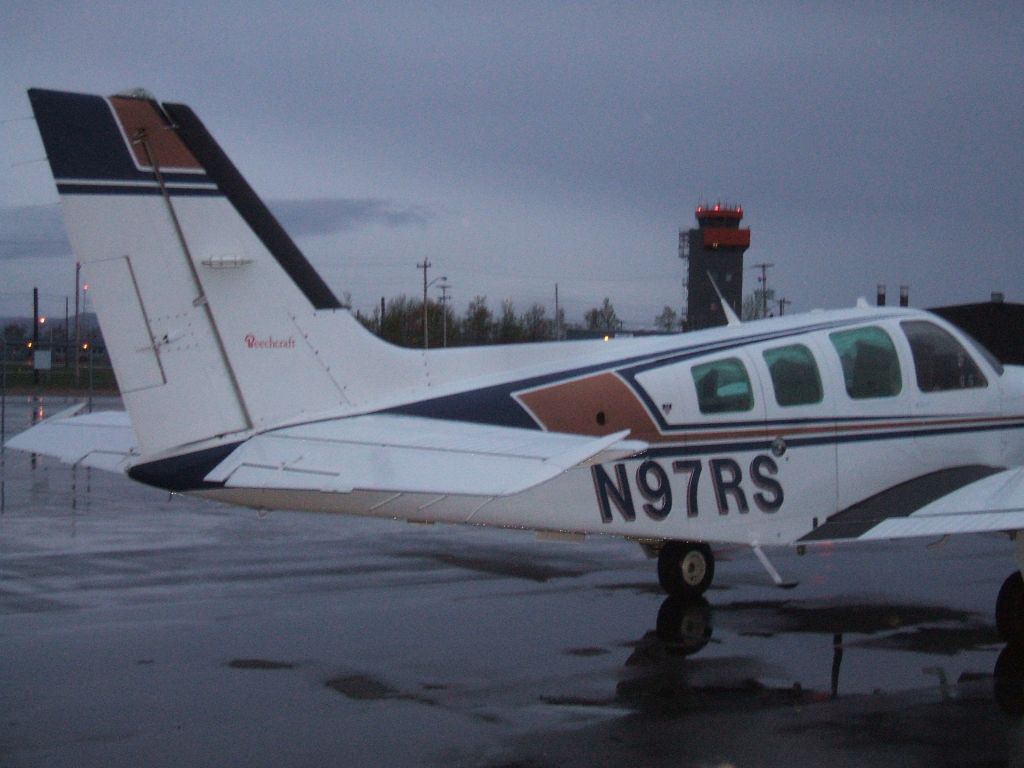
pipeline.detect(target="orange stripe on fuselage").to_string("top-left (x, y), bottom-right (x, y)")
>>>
top-left (516, 372), bottom-right (662, 441)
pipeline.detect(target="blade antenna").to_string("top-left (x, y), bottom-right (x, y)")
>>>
top-left (706, 270), bottom-right (742, 327)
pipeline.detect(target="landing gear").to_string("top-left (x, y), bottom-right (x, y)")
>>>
top-left (997, 571), bottom-right (1024, 644)
top-left (657, 541), bottom-right (714, 598)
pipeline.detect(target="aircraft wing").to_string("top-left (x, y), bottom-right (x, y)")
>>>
top-left (205, 415), bottom-right (646, 497)
top-left (802, 465), bottom-right (1024, 543)
top-left (4, 405), bottom-right (136, 472)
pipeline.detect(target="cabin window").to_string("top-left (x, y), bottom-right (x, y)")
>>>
top-left (763, 344), bottom-right (823, 406)
top-left (828, 326), bottom-right (902, 399)
top-left (692, 357), bottom-right (754, 414)
top-left (901, 320), bottom-right (987, 392)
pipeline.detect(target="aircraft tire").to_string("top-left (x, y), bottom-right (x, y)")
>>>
top-left (996, 571), bottom-right (1024, 644)
top-left (657, 541), bottom-right (714, 598)
top-left (994, 644), bottom-right (1024, 716)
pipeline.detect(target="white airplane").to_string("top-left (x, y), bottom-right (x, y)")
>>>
top-left (10, 88), bottom-right (1024, 640)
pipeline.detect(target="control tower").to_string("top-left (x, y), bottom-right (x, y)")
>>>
top-left (679, 203), bottom-right (750, 330)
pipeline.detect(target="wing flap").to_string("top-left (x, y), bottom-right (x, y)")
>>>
top-left (4, 406), bottom-right (136, 471)
top-left (206, 414), bottom-right (646, 497)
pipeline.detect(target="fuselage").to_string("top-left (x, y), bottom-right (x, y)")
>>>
top-left (181, 305), bottom-right (1024, 548)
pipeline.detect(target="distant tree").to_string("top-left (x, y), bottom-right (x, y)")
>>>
top-left (495, 299), bottom-right (524, 344)
top-left (742, 288), bottom-right (775, 321)
top-left (462, 296), bottom-right (494, 345)
top-left (655, 306), bottom-right (678, 332)
top-left (520, 303), bottom-right (552, 342)
top-left (3, 322), bottom-right (27, 343)
top-left (584, 297), bottom-right (621, 333)
top-left (378, 294), bottom-right (420, 347)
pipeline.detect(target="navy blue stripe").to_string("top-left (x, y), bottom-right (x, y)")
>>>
top-left (56, 182), bottom-right (222, 196)
top-left (640, 418), bottom-right (1024, 457)
top-left (127, 442), bottom-right (241, 492)
top-left (640, 411), bottom-right (1003, 435)
top-left (30, 89), bottom-right (143, 182)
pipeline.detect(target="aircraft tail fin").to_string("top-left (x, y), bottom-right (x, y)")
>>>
top-left (28, 88), bottom-right (408, 457)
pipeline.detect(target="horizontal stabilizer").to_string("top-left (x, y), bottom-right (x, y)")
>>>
top-left (205, 414), bottom-right (647, 497)
top-left (4, 407), bottom-right (136, 471)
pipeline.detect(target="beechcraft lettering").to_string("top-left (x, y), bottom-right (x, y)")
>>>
top-left (11, 88), bottom-right (1024, 646)
top-left (592, 455), bottom-right (784, 523)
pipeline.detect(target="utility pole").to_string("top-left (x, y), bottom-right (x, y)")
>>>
top-left (438, 280), bottom-right (451, 348)
top-left (32, 287), bottom-right (39, 385)
top-left (554, 283), bottom-right (560, 341)
top-left (751, 262), bottom-right (775, 319)
top-left (777, 297), bottom-right (791, 316)
top-left (74, 263), bottom-right (81, 384)
top-left (417, 259), bottom-right (431, 349)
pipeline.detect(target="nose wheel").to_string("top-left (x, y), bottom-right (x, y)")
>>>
top-left (657, 541), bottom-right (715, 598)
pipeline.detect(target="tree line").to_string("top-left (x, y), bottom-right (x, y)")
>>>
top-left (356, 295), bottom-right (687, 348)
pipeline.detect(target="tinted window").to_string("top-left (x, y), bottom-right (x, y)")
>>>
top-left (829, 326), bottom-right (902, 399)
top-left (763, 344), bottom-right (823, 406)
top-left (692, 358), bottom-right (754, 414)
top-left (901, 320), bottom-right (987, 391)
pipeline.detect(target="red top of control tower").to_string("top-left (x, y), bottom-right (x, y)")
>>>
top-left (695, 202), bottom-right (744, 223)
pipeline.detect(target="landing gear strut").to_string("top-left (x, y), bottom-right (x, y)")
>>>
top-left (997, 571), bottom-right (1024, 644)
top-left (657, 541), bottom-right (714, 598)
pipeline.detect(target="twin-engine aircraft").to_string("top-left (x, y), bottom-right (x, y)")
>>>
top-left (10, 89), bottom-right (1024, 640)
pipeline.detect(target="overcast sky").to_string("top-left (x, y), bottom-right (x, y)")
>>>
top-left (1, 2), bottom-right (1021, 327)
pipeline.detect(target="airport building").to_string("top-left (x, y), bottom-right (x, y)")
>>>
top-left (931, 294), bottom-right (1024, 366)
top-left (680, 203), bottom-right (750, 330)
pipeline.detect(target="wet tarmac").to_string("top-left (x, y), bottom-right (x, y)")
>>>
top-left (3, 396), bottom-right (1024, 767)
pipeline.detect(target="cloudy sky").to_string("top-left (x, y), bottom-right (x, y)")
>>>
top-left (1, 2), bottom-right (1021, 327)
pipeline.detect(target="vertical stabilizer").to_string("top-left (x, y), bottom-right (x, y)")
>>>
top-left (28, 88), bottom-right (408, 457)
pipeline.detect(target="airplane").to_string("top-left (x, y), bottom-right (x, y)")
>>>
top-left (9, 88), bottom-right (1024, 642)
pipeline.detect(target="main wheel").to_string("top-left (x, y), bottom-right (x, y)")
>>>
top-left (657, 541), bottom-right (714, 598)
top-left (997, 571), bottom-right (1024, 644)
top-left (994, 644), bottom-right (1024, 716)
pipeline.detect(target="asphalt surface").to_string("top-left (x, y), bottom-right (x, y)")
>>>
top-left (3, 396), bottom-right (1024, 767)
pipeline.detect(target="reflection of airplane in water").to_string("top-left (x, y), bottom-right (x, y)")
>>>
top-left (640, 595), bottom-right (1024, 715)
top-left (10, 88), bottom-right (1024, 643)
